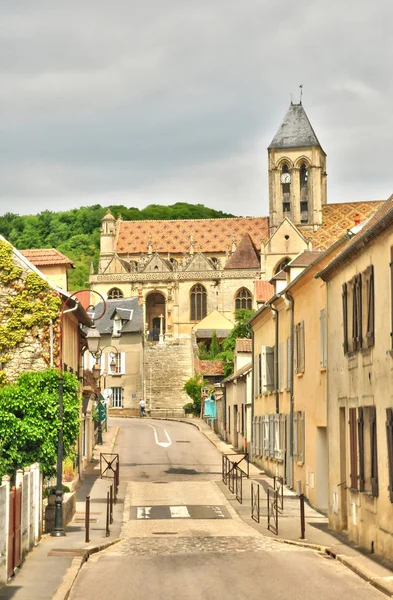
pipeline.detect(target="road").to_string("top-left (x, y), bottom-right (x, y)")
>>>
top-left (69, 418), bottom-right (384, 600)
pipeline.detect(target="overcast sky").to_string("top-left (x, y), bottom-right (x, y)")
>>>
top-left (0, 1), bottom-right (392, 218)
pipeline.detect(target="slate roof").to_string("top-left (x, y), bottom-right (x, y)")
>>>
top-left (20, 248), bottom-right (74, 268)
top-left (255, 280), bottom-right (275, 302)
top-left (269, 103), bottom-right (321, 149)
top-left (117, 217), bottom-right (269, 255)
top-left (287, 250), bottom-right (323, 268)
top-left (93, 298), bottom-right (143, 335)
top-left (224, 234), bottom-right (260, 269)
top-left (195, 329), bottom-right (232, 339)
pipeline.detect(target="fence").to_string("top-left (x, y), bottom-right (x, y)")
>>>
top-left (221, 453), bottom-right (249, 504)
top-left (0, 463), bottom-right (42, 583)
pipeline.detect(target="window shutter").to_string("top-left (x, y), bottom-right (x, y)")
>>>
top-left (293, 412), bottom-right (298, 459)
top-left (342, 283), bottom-right (349, 354)
top-left (258, 353), bottom-right (262, 395)
top-left (263, 415), bottom-right (269, 457)
top-left (357, 407), bottom-right (365, 492)
top-left (386, 408), bottom-right (393, 503)
top-left (300, 321), bottom-right (305, 373)
top-left (365, 265), bottom-right (375, 348)
top-left (356, 274), bottom-right (363, 349)
top-left (280, 413), bottom-right (286, 461)
top-left (259, 417), bottom-right (264, 456)
top-left (279, 342), bottom-right (283, 390)
top-left (254, 416), bottom-right (259, 456)
top-left (269, 415), bottom-right (274, 458)
top-left (274, 414), bottom-right (280, 459)
top-left (300, 411), bottom-right (305, 463)
top-left (349, 408), bottom-right (358, 490)
top-left (265, 346), bottom-right (274, 391)
top-left (121, 352), bottom-right (126, 374)
top-left (294, 326), bottom-right (298, 375)
top-left (254, 355), bottom-right (258, 397)
top-left (252, 418), bottom-right (256, 455)
top-left (286, 337), bottom-right (291, 389)
top-left (370, 406), bottom-right (378, 497)
top-left (351, 277), bottom-right (358, 351)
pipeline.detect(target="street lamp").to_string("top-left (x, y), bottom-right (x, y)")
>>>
top-left (51, 291), bottom-right (106, 538)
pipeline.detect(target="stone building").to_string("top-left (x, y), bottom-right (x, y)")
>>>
top-left (89, 102), bottom-right (385, 415)
top-left (20, 248), bottom-right (74, 291)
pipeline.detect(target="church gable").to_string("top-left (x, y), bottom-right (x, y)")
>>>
top-left (185, 252), bottom-right (215, 272)
top-left (225, 234), bottom-right (260, 270)
top-left (102, 254), bottom-right (130, 275)
top-left (143, 253), bottom-right (171, 273)
top-left (265, 218), bottom-right (309, 255)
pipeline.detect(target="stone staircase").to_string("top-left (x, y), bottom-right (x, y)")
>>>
top-left (144, 338), bottom-right (193, 417)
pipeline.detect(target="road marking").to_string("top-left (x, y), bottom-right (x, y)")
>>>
top-left (148, 424), bottom-right (172, 448)
top-left (137, 507), bottom-right (152, 519)
top-left (169, 506), bottom-right (191, 519)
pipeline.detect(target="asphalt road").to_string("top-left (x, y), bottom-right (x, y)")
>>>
top-left (69, 418), bottom-right (385, 600)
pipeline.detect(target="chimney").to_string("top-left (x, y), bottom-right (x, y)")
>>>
top-left (354, 214), bottom-right (361, 226)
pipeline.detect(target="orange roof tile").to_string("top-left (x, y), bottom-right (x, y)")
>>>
top-left (195, 359), bottom-right (224, 376)
top-left (20, 248), bottom-right (74, 268)
top-left (117, 217), bottom-right (269, 255)
top-left (235, 339), bottom-right (252, 353)
top-left (255, 280), bottom-right (274, 303)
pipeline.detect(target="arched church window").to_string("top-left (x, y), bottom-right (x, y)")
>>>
top-left (281, 164), bottom-right (291, 215)
top-left (107, 288), bottom-right (124, 300)
top-left (190, 284), bottom-right (207, 321)
top-left (235, 288), bottom-right (252, 310)
top-left (274, 258), bottom-right (290, 275)
top-left (300, 163), bottom-right (309, 223)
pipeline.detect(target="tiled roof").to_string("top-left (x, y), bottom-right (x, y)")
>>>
top-left (288, 250), bottom-right (322, 268)
top-left (318, 194), bottom-right (393, 280)
top-left (195, 359), bottom-right (224, 376)
top-left (224, 234), bottom-right (260, 269)
top-left (117, 217), bottom-right (269, 255)
top-left (235, 339), bottom-right (252, 353)
top-left (222, 361), bottom-right (252, 384)
top-left (311, 201), bottom-right (384, 250)
top-left (195, 329), bottom-right (232, 339)
top-left (20, 248), bottom-right (74, 268)
top-left (255, 280), bottom-right (274, 302)
top-left (269, 103), bottom-right (321, 149)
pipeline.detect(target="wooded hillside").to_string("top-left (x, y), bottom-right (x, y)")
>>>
top-left (0, 203), bottom-right (235, 290)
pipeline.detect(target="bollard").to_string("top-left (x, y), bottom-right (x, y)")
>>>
top-left (300, 493), bottom-right (305, 539)
top-left (106, 490), bottom-right (110, 537)
top-left (85, 496), bottom-right (90, 543)
top-left (110, 483), bottom-right (113, 524)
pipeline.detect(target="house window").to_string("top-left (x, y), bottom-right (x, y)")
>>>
top-left (386, 408), bottom-right (393, 503)
top-left (294, 321), bottom-right (305, 374)
top-left (112, 352), bottom-right (124, 375)
top-left (111, 387), bottom-right (123, 408)
top-left (358, 406), bottom-right (378, 496)
top-left (261, 346), bottom-right (274, 393)
top-left (342, 267), bottom-right (374, 355)
top-left (107, 288), bottom-right (124, 300)
top-left (293, 411), bottom-right (305, 463)
top-left (286, 337), bottom-right (292, 389)
top-left (235, 288), bottom-right (252, 310)
top-left (190, 284), bottom-right (207, 321)
top-left (349, 407), bottom-right (358, 489)
top-left (112, 316), bottom-right (122, 337)
top-left (300, 163), bottom-right (308, 223)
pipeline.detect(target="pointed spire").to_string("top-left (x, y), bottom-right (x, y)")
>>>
top-left (269, 103), bottom-right (321, 149)
top-left (225, 234), bottom-right (260, 270)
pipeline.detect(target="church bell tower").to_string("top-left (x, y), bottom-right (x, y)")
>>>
top-left (268, 102), bottom-right (327, 234)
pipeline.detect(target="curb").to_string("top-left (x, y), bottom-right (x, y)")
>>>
top-left (110, 426), bottom-right (120, 453)
top-left (51, 539), bottom-right (121, 600)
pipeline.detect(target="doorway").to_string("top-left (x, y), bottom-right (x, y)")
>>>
top-left (146, 293), bottom-right (165, 341)
top-left (339, 407), bottom-right (348, 529)
top-left (316, 427), bottom-right (328, 512)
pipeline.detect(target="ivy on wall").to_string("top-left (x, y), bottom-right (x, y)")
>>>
top-left (0, 240), bottom-right (61, 386)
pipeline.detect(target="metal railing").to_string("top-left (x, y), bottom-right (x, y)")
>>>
top-left (222, 454), bottom-right (249, 504)
top-left (267, 488), bottom-right (279, 535)
top-left (251, 482), bottom-right (260, 523)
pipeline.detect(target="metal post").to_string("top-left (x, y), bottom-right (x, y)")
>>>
top-left (97, 391), bottom-right (103, 445)
top-left (110, 484), bottom-right (113, 524)
top-left (85, 496), bottom-right (90, 543)
top-left (106, 491), bottom-right (110, 537)
top-left (52, 374), bottom-right (66, 537)
top-left (300, 493), bottom-right (305, 539)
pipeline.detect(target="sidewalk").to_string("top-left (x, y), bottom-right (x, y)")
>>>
top-left (0, 425), bottom-right (123, 600)
top-left (189, 417), bottom-right (393, 598)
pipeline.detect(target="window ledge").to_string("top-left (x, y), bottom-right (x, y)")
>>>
top-left (296, 372), bottom-right (304, 378)
top-left (296, 461), bottom-right (304, 467)
top-left (320, 366), bottom-right (327, 372)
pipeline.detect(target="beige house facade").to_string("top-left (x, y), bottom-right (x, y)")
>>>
top-left (318, 197), bottom-right (393, 560)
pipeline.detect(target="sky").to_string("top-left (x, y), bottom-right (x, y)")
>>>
top-left (0, 0), bottom-right (392, 218)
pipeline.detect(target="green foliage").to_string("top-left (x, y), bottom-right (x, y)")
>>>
top-left (0, 240), bottom-right (61, 382)
top-left (0, 369), bottom-right (81, 478)
top-left (183, 373), bottom-right (208, 416)
top-left (0, 204), bottom-right (235, 290)
top-left (217, 309), bottom-right (255, 377)
top-left (197, 331), bottom-right (222, 360)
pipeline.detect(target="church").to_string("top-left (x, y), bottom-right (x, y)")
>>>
top-left (89, 101), bottom-right (382, 341)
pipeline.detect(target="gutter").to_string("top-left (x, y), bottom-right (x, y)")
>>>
top-left (270, 303), bottom-right (279, 414)
top-left (250, 329), bottom-right (255, 460)
top-left (285, 291), bottom-right (294, 489)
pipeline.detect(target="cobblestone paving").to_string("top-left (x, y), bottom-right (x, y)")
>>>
top-left (91, 535), bottom-right (309, 560)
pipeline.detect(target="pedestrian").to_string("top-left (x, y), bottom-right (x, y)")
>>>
top-left (139, 398), bottom-right (146, 417)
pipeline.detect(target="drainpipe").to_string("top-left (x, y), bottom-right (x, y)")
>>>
top-left (270, 303), bottom-right (279, 415)
top-left (285, 291), bottom-right (294, 489)
top-left (140, 330), bottom-right (145, 406)
top-left (250, 329), bottom-right (255, 461)
top-left (222, 384), bottom-right (227, 442)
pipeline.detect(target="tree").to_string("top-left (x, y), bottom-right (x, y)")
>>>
top-left (217, 309), bottom-right (255, 377)
top-left (209, 330), bottom-right (221, 359)
top-left (0, 369), bottom-right (81, 479)
top-left (183, 372), bottom-right (208, 416)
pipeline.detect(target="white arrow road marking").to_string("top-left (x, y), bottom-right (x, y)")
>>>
top-left (169, 506), bottom-right (191, 519)
top-left (148, 424), bottom-right (172, 448)
top-left (137, 507), bottom-right (152, 519)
